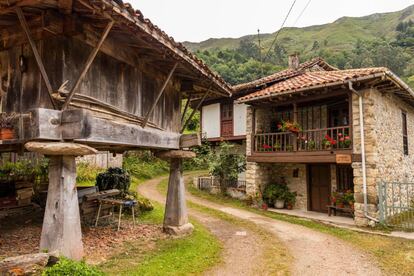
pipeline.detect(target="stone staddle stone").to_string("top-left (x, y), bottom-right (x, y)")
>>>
top-left (25, 142), bottom-right (97, 156)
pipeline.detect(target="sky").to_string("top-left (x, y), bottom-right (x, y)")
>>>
top-left (128, 0), bottom-right (414, 42)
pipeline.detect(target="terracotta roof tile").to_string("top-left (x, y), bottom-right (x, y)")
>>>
top-left (232, 57), bottom-right (337, 93)
top-left (238, 68), bottom-right (389, 102)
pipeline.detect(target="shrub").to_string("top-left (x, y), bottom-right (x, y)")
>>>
top-left (96, 167), bottom-right (130, 196)
top-left (263, 183), bottom-right (289, 205)
top-left (42, 257), bottom-right (103, 276)
top-left (76, 162), bottom-right (104, 186)
top-left (123, 151), bottom-right (169, 180)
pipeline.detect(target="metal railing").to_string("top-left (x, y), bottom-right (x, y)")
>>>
top-left (253, 126), bottom-right (351, 153)
top-left (378, 181), bottom-right (414, 230)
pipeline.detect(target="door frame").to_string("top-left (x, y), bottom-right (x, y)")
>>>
top-left (307, 164), bottom-right (332, 212)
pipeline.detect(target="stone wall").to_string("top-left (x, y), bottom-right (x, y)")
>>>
top-left (351, 88), bottom-right (414, 226)
top-left (269, 164), bottom-right (308, 210)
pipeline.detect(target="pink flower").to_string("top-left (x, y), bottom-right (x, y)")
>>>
top-left (345, 136), bottom-right (350, 140)
top-left (339, 137), bottom-right (345, 142)
top-left (338, 133), bottom-right (343, 137)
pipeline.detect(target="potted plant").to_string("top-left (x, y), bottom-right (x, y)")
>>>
top-left (285, 191), bottom-right (297, 210)
top-left (263, 182), bottom-right (289, 209)
top-left (0, 113), bottom-right (17, 140)
top-left (343, 190), bottom-right (355, 208)
top-left (338, 134), bottom-right (352, 149)
top-left (307, 140), bottom-right (316, 150)
top-left (278, 120), bottom-right (302, 134)
top-left (274, 142), bottom-right (281, 151)
top-left (323, 134), bottom-right (337, 150)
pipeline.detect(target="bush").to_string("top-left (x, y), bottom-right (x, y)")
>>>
top-left (76, 162), bottom-right (104, 186)
top-left (42, 257), bottom-right (103, 276)
top-left (263, 183), bottom-right (289, 205)
top-left (125, 190), bottom-right (154, 213)
top-left (96, 167), bottom-right (131, 196)
top-left (123, 151), bottom-right (169, 180)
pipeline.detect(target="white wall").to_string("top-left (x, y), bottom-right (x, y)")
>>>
top-left (202, 103), bottom-right (220, 138)
top-left (233, 103), bottom-right (247, 136)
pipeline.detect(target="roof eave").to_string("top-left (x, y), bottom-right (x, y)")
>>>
top-left (235, 72), bottom-right (390, 104)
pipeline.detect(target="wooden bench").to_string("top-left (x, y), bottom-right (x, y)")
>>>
top-left (327, 205), bottom-right (354, 218)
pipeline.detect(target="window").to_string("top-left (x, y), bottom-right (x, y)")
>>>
top-left (402, 112), bottom-right (409, 155)
top-left (336, 165), bottom-right (354, 192)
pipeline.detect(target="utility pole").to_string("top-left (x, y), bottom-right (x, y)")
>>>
top-left (257, 29), bottom-right (263, 77)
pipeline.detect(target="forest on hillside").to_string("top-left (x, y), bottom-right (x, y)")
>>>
top-left (193, 20), bottom-right (414, 88)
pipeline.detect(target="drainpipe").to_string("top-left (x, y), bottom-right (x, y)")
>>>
top-left (348, 82), bottom-right (379, 223)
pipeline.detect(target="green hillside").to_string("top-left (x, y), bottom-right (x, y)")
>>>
top-left (184, 5), bottom-right (414, 88)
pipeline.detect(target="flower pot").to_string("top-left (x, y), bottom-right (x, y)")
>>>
top-left (0, 128), bottom-right (14, 140)
top-left (261, 203), bottom-right (268, 210)
top-left (274, 199), bottom-right (285, 209)
top-left (287, 203), bottom-right (293, 210)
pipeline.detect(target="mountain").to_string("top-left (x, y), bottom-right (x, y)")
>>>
top-left (182, 5), bottom-right (414, 87)
top-left (184, 4), bottom-right (414, 53)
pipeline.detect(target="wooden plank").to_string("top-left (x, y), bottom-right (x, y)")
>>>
top-left (247, 153), bottom-right (362, 163)
top-left (15, 7), bottom-right (57, 109)
top-left (181, 94), bottom-right (192, 124)
top-left (181, 85), bottom-right (211, 133)
top-left (180, 133), bottom-right (201, 148)
top-left (62, 20), bottom-right (114, 110)
top-left (142, 62), bottom-right (178, 128)
top-left (58, 0), bottom-right (73, 14)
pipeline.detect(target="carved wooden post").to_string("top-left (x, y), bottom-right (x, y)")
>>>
top-left (156, 150), bottom-right (195, 235)
top-left (41, 156), bottom-right (83, 260)
top-left (25, 142), bottom-right (97, 260)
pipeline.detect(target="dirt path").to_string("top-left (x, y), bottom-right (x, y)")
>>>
top-left (138, 176), bottom-right (381, 276)
top-left (138, 176), bottom-right (265, 276)
top-left (184, 192), bottom-right (382, 276)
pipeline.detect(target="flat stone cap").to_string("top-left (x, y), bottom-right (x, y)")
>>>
top-left (155, 150), bottom-right (196, 160)
top-left (25, 142), bottom-right (97, 156)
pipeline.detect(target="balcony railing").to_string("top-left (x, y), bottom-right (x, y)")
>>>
top-left (253, 126), bottom-right (351, 153)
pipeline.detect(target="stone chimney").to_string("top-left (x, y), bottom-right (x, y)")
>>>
top-left (288, 53), bottom-right (300, 70)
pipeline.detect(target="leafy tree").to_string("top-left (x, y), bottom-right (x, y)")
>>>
top-left (209, 142), bottom-right (246, 193)
top-left (238, 39), bottom-right (260, 59)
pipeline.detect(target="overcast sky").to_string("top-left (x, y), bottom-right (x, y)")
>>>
top-left (128, 0), bottom-right (414, 42)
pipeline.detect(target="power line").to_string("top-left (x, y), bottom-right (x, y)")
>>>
top-left (293, 0), bottom-right (312, 27)
top-left (263, 0), bottom-right (298, 63)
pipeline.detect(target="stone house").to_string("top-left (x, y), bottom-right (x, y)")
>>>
top-left (236, 62), bottom-right (414, 227)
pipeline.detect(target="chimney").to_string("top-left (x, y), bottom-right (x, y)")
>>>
top-left (288, 53), bottom-right (300, 70)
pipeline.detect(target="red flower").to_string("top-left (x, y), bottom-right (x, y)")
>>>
top-left (325, 134), bottom-right (330, 139)
top-left (262, 144), bottom-right (272, 149)
top-left (338, 133), bottom-right (343, 137)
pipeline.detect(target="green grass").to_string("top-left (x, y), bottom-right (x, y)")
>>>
top-left (187, 185), bottom-right (414, 275)
top-left (100, 177), bottom-right (222, 276)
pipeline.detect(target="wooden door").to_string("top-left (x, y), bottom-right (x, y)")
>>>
top-left (221, 103), bottom-right (233, 137)
top-left (309, 165), bottom-right (331, 212)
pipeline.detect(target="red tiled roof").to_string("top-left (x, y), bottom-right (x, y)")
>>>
top-left (232, 57), bottom-right (337, 93)
top-left (237, 68), bottom-right (391, 102)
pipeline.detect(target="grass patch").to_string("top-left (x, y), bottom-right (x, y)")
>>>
top-left (100, 177), bottom-right (222, 276)
top-left (187, 185), bottom-right (414, 275)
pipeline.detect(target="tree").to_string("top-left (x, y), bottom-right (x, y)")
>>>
top-left (237, 39), bottom-right (260, 59)
top-left (209, 142), bottom-right (246, 193)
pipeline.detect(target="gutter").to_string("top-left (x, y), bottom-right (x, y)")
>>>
top-left (348, 81), bottom-right (379, 223)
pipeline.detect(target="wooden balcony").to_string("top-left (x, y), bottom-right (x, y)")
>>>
top-left (249, 126), bottom-right (360, 163)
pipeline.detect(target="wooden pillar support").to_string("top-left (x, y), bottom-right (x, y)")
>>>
top-left (40, 155), bottom-right (83, 260)
top-left (163, 158), bottom-right (193, 235)
top-left (181, 85), bottom-right (212, 133)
